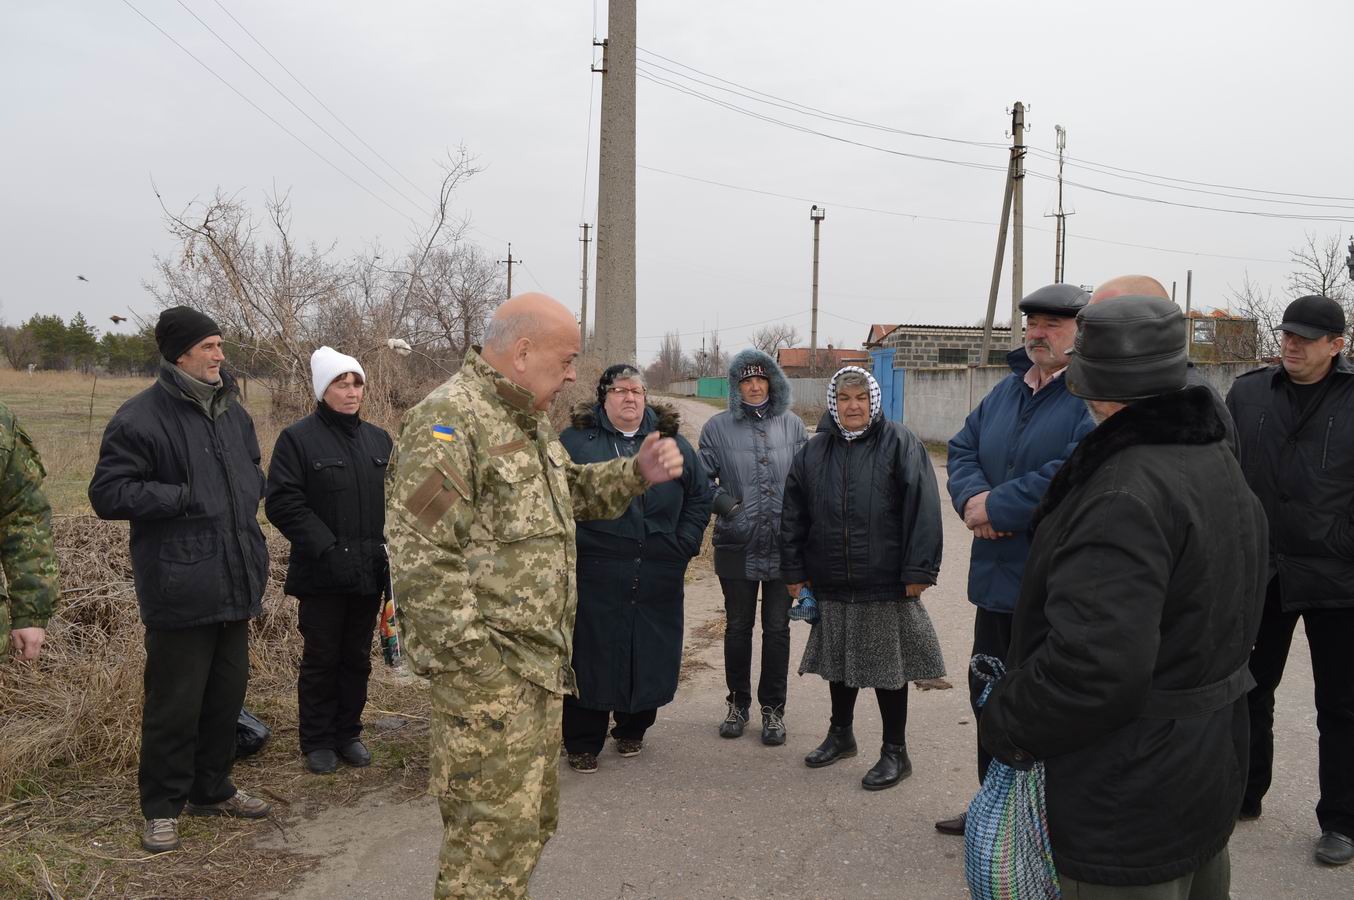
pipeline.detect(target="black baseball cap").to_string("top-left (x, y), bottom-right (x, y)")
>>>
top-left (1278, 295), bottom-right (1345, 340)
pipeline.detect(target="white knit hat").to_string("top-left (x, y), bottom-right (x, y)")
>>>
top-left (310, 346), bottom-right (367, 402)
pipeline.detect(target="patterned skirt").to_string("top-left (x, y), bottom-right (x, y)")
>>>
top-left (798, 596), bottom-right (946, 690)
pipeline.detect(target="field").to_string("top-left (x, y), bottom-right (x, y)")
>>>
top-left (0, 370), bottom-right (431, 898)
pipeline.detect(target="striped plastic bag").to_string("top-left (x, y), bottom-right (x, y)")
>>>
top-left (964, 655), bottom-right (1060, 900)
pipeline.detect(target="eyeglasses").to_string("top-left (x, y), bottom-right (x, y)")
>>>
top-left (606, 387), bottom-right (646, 398)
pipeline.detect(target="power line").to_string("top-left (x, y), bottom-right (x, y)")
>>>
top-left (637, 309), bottom-right (813, 340)
top-left (119, 0), bottom-right (420, 226)
top-left (174, 0), bottom-right (428, 216)
top-left (638, 164), bottom-right (1290, 264)
top-left (636, 49), bottom-right (1007, 150)
top-left (209, 0), bottom-right (434, 203)
top-left (580, 45), bottom-right (598, 221)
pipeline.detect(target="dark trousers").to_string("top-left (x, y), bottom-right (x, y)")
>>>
top-left (969, 607), bottom-right (1014, 783)
top-left (139, 620), bottom-right (249, 819)
top-left (828, 681), bottom-right (909, 745)
top-left (561, 699), bottom-right (659, 755)
top-left (719, 577), bottom-right (790, 713)
top-left (1245, 577), bottom-right (1354, 835)
top-left (297, 592), bottom-right (383, 753)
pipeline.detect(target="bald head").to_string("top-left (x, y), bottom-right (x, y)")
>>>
top-left (481, 292), bottom-right (582, 411)
top-left (1090, 275), bottom-right (1170, 305)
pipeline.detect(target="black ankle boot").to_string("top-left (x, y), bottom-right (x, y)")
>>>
top-left (804, 725), bottom-right (857, 768)
top-left (861, 742), bottom-right (912, 790)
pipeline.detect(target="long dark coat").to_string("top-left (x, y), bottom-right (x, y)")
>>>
top-left (979, 387), bottom-right (1268, 886)
top-left (264, 402), bottom-right (393, 598)
top-left (89, 365), bottom-right (269, 629)
top-left (559, 403), bottom-right (711, 713)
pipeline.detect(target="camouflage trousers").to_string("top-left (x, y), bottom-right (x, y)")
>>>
top-left (430, 663), bottom-right (561, 899)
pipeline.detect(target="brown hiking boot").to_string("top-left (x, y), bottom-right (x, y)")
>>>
top-left (615, 738), bottom-right (643, 758)
top-left (142, 817), bottom-right (181, 853)
top-left (567, 752), bottom-right (599, 773)
top-left (185, 788), bottom-right (270, 819)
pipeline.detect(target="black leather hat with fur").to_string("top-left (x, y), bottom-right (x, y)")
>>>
top-left (1065, 296), bottom-right (1188, 402)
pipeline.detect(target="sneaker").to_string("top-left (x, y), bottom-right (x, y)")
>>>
top-left (615, 738), bottom-right (643, 758)
top-left (141, 817), bottom-right (180, 853)
top-left (567, 752), bottom-right (599, 773)
top-left (718, 702), bottom-right (749, 739)
top-left (185, 788), bottom-right (270, 819)
top-left (760, 706), bottom-right (786, 746)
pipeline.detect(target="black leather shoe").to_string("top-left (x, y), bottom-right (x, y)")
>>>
top-left (305, 748), bottom-right (338, 774)
top-left (1315, 831), bottom-right (1354, 866)
top-left (337, 739), bottom-right (372, 768)
top-left (935, 812), bottom-right (967, 836)
top-left (804, 725), bottom-right (857, 768)
top-left (862, 742), bottom-right (912, 791)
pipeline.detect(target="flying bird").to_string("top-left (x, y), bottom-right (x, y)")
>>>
top-left (76, 274), bottom-right (89, 282)
top-left (110, 315), bottom-right (127, 324)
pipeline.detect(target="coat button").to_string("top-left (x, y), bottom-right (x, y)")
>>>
top-left (1012, 749), bottom-right (1031, 764)
top-left (1288, 436), bottom-right (1297, 445)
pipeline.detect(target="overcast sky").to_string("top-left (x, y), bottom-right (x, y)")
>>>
top-left (5, 1), bottom-right (1352, 363)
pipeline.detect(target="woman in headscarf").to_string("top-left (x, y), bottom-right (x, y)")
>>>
top-left (780, 366), bottom-right (945, 791)
top-left (557, 365), bottom-right (711, 773)
top-left (265, 347), bottom-right (393, 774)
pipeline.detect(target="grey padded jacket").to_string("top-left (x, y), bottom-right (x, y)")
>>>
top-left (697, 349), bottom-right (808, 581)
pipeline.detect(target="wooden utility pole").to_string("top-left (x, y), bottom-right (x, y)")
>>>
top-left (1185, 269), bottom-right (1194, 357)
top-left (497, 243), bottom-right (521, 299)
top-left (593, 1), bottom-right (637, 364)
top-left (809, 205), bottom-right (826, 368)
top-left (1010, 101), bottom-right (1026, 346)
top-left (579, 224), bottom-right (592, 352)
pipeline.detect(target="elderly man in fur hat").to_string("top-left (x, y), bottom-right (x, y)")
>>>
top-left (698, 349), bottom-right (808, 744)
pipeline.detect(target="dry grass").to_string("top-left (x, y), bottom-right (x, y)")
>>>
top-left (0, 508), bottom-right (431, 897)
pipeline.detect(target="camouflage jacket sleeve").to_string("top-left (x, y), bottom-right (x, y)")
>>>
top-left (566, 455), bottom-right (649, 521)
top-left (0, 411), bottom-right (58, 629)
top-left (385, 404), bottom-right (488, 677)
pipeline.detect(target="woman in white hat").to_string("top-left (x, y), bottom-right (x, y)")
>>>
top-left (265, 347), bottom-right (393, 774)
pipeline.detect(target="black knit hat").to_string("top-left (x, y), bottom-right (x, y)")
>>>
top-left (1065, 296), bottom-right (1188, 401)
top-left (155, 306), bottom-right (222, 362)
top-left (596, 364), bottom-right (644, 406)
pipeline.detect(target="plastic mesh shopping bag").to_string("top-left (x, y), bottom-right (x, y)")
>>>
top-left (964, 655), bottom-right (1060, 900)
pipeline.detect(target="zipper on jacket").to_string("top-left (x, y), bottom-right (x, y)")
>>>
top-left (1255, 413), bottom-right (1266, 449)
top-left (1323, 416), bottom-right (1335, 469)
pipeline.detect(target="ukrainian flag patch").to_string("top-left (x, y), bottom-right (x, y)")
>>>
top-left (432, 424), bottom-right (458, 443)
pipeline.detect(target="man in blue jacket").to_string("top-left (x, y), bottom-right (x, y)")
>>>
top-left (934, 283), bottom-right (1095, 836)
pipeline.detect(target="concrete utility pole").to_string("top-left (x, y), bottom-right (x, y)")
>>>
top-left (593, 1), bottom-right (637, 364)
top-left (497, 244), bottom-right (522, 300)
top-left (1047, 124), bottom-right (1073, 284)
top-left (579, 224), bottom-right (592, 353)
top-left (1185, 269), bottom-right (1194, 358)
top-left (809, 205), bottom-right (826, 368)
top-left (1010, 101), bottom-right (1027, 345)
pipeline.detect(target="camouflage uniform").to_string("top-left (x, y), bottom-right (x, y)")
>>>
top-left (0, 402), bottom-right (59, 652)
top-left (386, 349), bottom-right (648, 899)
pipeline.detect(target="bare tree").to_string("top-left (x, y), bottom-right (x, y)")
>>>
top-left (0, 323), bottom-right (39, 370)
top-left (1288, 232), bottom-right (1352, 302)
top-left (644, 330), bottom-right (688, 389)
top-left (1226, 273), bottom-right (1283, 359)
top-left (750, 323), bottom-right (801, 356)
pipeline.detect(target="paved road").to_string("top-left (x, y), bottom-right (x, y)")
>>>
top-left (274, 398), bottom-right (1347, 898)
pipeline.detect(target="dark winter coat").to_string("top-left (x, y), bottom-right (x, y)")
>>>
top-left (89, 365), bottom-right (269, 630)
top-left (697, 349), bottom-right (808, 581)
top-left (1226, 355), bottom-right (1354, 611)
top-left (780, 414), bottom-right (942, 598)
top-left (559, 403), bottom-right (711, 712)
top-left (979, 387), bottom-right (1268, 886)
top-left (264, 403), bottom-right (394, 598)
top-left (946, 348), bottom-right (1095, 613)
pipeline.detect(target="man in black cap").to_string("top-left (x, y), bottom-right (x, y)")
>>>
top-left (1226, 294), bottom-right (1354, 866)
top-left (981, 296), bottom-right (1268, 896)
top-left (90, 306), bottom-right (272, 853)
top-left (936, 283), bottom-right (1095, 836)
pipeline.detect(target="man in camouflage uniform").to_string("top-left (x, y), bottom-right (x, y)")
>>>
top-left (386, 293), bottom-right (686, 898)
top-left (0, 401), bottom-right (59, 662)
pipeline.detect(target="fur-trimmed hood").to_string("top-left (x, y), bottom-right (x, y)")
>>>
top-left (569, 401), bottom-right (680, 438)
top-left (1033, 386), bottom-right (1225, 530)
top-left (726, 348), bottom-right (791, 420)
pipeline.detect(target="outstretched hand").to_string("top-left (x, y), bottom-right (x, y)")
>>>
top-left (636, 432), bottom-right (684, 485)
